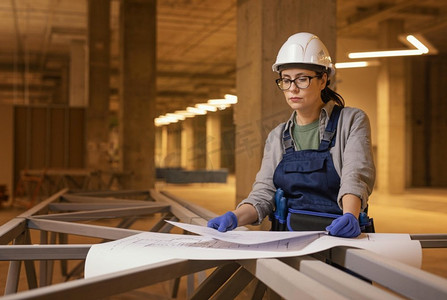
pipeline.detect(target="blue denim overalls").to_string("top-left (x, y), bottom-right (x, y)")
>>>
top-left (272, 105), bottom-right (343, 231)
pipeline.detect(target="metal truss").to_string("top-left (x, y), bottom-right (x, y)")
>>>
top-left (0, 189), bottom-right (447, 299)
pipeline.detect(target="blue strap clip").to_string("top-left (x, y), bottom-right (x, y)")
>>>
top-left (273, 188), bottom-right (287, 230)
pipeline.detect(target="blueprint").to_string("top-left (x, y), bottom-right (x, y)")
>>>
top-left (84, 222), bottom-right (422, 278)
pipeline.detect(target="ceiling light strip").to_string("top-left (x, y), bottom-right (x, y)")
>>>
top-left (154, 94), bottom-right (238, 127)
top-left (335, 61), bottom-right (369, 69)
top-left (348, 49), bottom-right (423, 59)
top-left (348, 34), bottom-right (436, 59)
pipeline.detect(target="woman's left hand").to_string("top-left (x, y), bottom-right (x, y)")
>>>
top-left (326, 213), bottom-right (361, 238)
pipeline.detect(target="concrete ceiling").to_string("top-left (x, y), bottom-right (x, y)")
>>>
top-left (0, 0), bottom-right (446, 116)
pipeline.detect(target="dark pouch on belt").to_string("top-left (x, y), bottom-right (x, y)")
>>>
top-left (287, 209), bottom-right (341, 231)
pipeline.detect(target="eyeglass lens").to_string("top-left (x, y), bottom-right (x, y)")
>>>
top-left (277, 77), bottom-right (311, 90)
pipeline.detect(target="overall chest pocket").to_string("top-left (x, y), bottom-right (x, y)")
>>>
top-left (284, 158), bottom-right (326, 173)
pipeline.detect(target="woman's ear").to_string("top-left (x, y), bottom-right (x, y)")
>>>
top-left (320, 73), bottom-right (328, 91)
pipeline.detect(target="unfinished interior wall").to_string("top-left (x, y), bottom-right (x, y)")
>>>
top-left (221, 108), bottom-right (235, 173)
top-left (13, 106), bottom-right (85, 186)
top-left (0, 105), bottom-right (13, 195)
top-left (409, 55), bottom-right (447, 187)
top-left (191, 116), bottom-right (206, 170)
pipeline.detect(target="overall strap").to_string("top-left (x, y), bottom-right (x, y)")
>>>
top-left (318, 105), bottom-right (343, 151)
top-left (282, 125), bottom-right (294, 154)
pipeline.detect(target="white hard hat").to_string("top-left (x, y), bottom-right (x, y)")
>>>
top-left (272, 32), bottom-right (334, 76)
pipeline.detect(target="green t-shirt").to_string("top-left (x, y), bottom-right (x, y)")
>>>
top-left (292, 118), bottom-right (320, 150)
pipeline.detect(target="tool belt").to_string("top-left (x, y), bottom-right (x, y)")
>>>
top-left (287, 209), bottom-right (339, 231)
top-left (271, 208), bottom-right (375, 232)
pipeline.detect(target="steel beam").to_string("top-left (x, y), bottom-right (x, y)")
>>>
top-left (239, 259), bottom-right (347, 300)
top-left (31, 205), bottom-right (170, 221)
top-left (0, 245), bottom-right (91, 260)
top-left (210, 266), bottom-right (254, 299)
top-left (411, 234), bottom-right (447, 248)
top-left (150, 190), bottom-right (207, 226)
top-left (0, 259), bottom-right (228, 300)
top-left (161, 191), bottom-right (219, 220)
top-left (280, 256), bottom-right (399, 299)
top-left (327, 247), bottom-right (447, 300)
top-left (48, 202), bottom-right (162, 211)
top-left (26, 218), bottom-right (142, 240)
top-left (61, 194), bottom-right (151, 204)
top-left (190, 262), bottom-right (240, 300)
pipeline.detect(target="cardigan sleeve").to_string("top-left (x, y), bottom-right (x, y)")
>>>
top-left (335, 108), bottom-right (376, 211)
top-left (237, 124), bottom-right (285, 224)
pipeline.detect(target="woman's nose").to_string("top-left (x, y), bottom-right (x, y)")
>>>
top-left (289, 81), bottom-right (300, 91)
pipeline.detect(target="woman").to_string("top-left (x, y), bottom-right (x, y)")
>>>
top-left (208, 32), bottom-right (375, 238)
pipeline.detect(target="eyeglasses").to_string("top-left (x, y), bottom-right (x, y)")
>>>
top-left (275, 75), bottom-right (321, 91)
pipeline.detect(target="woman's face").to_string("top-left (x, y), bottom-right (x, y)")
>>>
top-left (280, 68), bottom-right (327, 113)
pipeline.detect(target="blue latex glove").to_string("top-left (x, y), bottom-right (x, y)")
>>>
top-left (207, 211), bottom-right (238, 232)
top-left (326, 213), bottom-right (361, 238)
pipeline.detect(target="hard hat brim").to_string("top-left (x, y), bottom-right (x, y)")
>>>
top-left (275, 63), bottom-right (328, 74)
top-left (273, 63), bottom-right (334, 77)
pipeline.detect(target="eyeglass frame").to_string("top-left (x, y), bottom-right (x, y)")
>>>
top-left (275, 75), bottom-right (322, 91)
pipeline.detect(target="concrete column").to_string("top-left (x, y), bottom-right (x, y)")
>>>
top-left (119, 0), bottom-right (156, 189)
top-left (235, 0), bottom-right (336, 204)
top-left (154, 127), bottom-right (162, 167)
top-left (193, 116), bottom-right (207, 169)
top-left (221, 108), bottom-right (235, 173)
top-left (69, 40), bottom-right (87, 107)
top-left (376, 20), bottom-right (406, 193)
top-left (86, 0), bottom-right (110, 170)
top-left (206, 113), bottom-right (221, 170)
top-left (160, 126), bottom-right (168, 167)
top-left (181, 118), bottom-right (194, 170)
top-left (166, 124), bottom-right (181, 167)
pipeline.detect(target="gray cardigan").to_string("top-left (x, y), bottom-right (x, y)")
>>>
top-left (238, 101), bottom-right (376, 225)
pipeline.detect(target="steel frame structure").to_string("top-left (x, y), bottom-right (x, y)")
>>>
top-left (0, 189), bottom-right (446, 299)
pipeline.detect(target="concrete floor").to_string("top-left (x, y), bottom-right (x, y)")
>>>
top-left (0, 176), bottom-right (446, 298)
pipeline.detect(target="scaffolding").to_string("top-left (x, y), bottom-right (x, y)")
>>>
top-left (0, 189), bottom-right (446, 299)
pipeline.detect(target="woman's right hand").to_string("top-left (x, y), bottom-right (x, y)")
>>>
top-left (207, 211), bottom-right (238, 232)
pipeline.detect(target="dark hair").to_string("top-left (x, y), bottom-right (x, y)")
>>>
top-left (321, 83), bottom-right (345, 107)
top-left (319, 73), bottom-right (345, 107)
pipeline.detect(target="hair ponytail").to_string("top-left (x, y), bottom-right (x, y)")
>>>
top-left (320, 77), bottom-right (345, 107)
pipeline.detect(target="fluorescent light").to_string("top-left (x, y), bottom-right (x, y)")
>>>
top-left (207, 95), bottom-right (237, 107)
top-left (196, 103), bottom-right (217, 112)
top-left (187, 106), bottom-right (207, 115)
top-left (207, 99), bottom-right (231, 111)
top-left (406, 35), bottom-right (428, 53)
top-left (335, 61), bottom-right (368, 68)
top-left (348, 34), bottom-right (436, 59)
top-left (335, 61), bottom-right (380, 69)
top-left (208, 99), bottom-right (226, 105)
top-left (161, 116), bottom-right (179, 122)
top-left (208, 99), bottom-right (231, 105)
top-left (175, 110), bottom-right (195, 118)
top-left (154, 116), bottom-right (178, 126)
top-left (206, 102), bottom-right (230, 111)
top-left (154, 93), bottom-right (237, 126)
top-left (348, 49), bottom-right (423, 59)
top-left (224, 94), bottom-right (238, 103)
top-left (166, 113), bottom-right (185, 121)
top-left (154, 118), bottom-right (168, 126)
